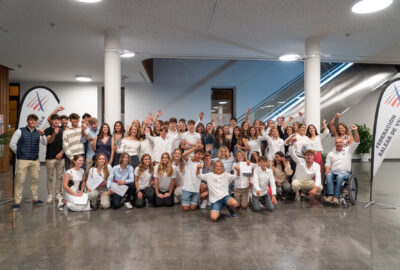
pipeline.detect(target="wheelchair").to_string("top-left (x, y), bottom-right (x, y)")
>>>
top-left (321, 173), bottom-right (358, 207)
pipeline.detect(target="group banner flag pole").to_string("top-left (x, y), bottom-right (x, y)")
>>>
top-left (365, 79), bottom-right (400, 209)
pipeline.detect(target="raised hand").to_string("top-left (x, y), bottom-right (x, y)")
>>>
top-left (335, 113), bottom-right (341, 118)
top-left (199, 112), bottom-right (204, 120)
top-left (351, 125), bottom-right (358, 131)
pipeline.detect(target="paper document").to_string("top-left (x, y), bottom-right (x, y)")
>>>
top-left (240, 162), bottom-right (252, 176)
top-left (70, 193), bottom-right (88, 205)
top-left (86, 176), bottom-right (104, 191)
top-left (111, 182), bottom-right (129, 197)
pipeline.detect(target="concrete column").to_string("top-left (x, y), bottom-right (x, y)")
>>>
top-left (104, 30), bottom-right (121, 125)
top-left (304, 37), bottom-right (321, 130)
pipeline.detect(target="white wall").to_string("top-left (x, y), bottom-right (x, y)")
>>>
top-left (19, 82), bottom-right (99, 119)
top-left (124, 59), bottom-right (304, 124)
top-left (340, 88), bottom-right (400, 159)
top-left (18, 82), bottom-right (99, 161)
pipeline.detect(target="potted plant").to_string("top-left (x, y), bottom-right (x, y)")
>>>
top-left (355, 124), bottom-right (373, 162)
top-left (0, 131), bottom-right (12, 158)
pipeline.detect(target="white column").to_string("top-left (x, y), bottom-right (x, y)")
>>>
top-left (104, 30), bottom-right (121, 125)
top-left (304, 37), bottom-right (321, 130)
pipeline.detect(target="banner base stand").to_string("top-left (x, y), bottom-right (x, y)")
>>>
top-left (361, 201), bottom-right (397, 209)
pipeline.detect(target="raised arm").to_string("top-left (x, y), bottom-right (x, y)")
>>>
top-left (244, 108), bottom-right (251, 123)
top-left (47, 105), bottom-right (64, 124)
top-left (288, 145), bottom-right (302, 164)
top-left (329, 113), bottom-right (340, 136)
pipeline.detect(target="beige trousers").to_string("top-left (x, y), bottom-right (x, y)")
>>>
top-left (45, 159), bottom-right (65, 195)
top-left (292, 179), bottom-right (323, 193)
top-left (14, 159), bottom-right (40, 204)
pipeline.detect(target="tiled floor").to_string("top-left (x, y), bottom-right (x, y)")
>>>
top-left (0, 162), bottom-right (399, 270)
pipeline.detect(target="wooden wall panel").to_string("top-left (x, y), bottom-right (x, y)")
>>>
top-left (0, 65), bottom-right (10, 172)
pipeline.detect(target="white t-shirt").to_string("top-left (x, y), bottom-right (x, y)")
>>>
top-left (325, 142), bottom-right (359, 173)
top-left (182, 131), bottom-right (201, 156)
top-left (198, 172), bottom-right (238, 203)
top-left (139, 138), bottom-right (153, 159)
top-left (154, 164), bottom-right (177, 192)
top-left (146, 134), bottom-right (176, 162)
top-left (182, 158), bottom-right (203, 193)
top-left (173, 161), bottom-right (185, 186)
top-left (309, 129), bottom-right (330, 152)
top-left (252, 166), bottom-right (276, 196)
top-left (167, 130), bottom-right (182, 152)
top-left (212, 156), bottom-right (235, 173)
top-left (134, 166), bottom-right (153, 190)
top-left (119, 138), bottom-right (141, 156)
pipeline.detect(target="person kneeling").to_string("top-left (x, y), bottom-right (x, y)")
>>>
top-left (59, 155), bottom-right (90, 211)
top-left (289, 145), bottom-right (322, 201)
top-left (134, 154), bottom-right (155, 207)
top-left (197, 161), bottom-right (240, 222)
top-left (251, 156), bottom-right (277, 212)
top-left (154, 153), bottom-right (176, 207)
top-left (87, 153), bottom-right (111, 209)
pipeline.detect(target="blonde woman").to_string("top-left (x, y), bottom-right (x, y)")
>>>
top-left (87, 153), bottom-right (111, 209)
top-left (154, 152), bottom-right (176, 207)
top-left (119, 125), bottom-right (141, 169)
top-left (134, 154), bottom-right (155, 207)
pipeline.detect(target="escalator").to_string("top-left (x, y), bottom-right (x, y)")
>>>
top-left (238, 63), bottom-right (399, 123)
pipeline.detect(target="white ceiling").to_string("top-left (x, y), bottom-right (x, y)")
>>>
top-left (1, 0), bottom-right (400, 83)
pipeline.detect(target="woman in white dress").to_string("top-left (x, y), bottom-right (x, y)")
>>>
top-left (59, 155), bottom-right (90, 211)
top-left (306, 119), bottom-right (330, 175)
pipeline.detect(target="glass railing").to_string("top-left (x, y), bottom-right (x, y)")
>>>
top-left (238, 62), bottom-right (353, 123)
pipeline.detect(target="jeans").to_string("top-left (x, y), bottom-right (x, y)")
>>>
top-left (210, 195), bottom-right (231, 212)
top-left (130, 155), bottom-right (139, 170)
top-left (181, 190), bottom-right (200, 206)
top-left (251, 194), bottom-right (274, 212)
top-left (110, 182), bottom-right (136, 209)
top-left (135, 186), bottom-right (155, 208)
top-left (326, 171), bottom-right (351, 198)
top-left (113, 153), bottom-right (122, 167)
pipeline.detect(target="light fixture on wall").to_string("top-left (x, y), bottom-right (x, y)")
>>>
top-left (352, 0), bottom-right (393, 14)
top-left (219, 101), bottom-right (228, 105)
top-left (76, 0), bottom-right (102, 3)
top-left (279, 53), bottom-right (302, 62)
top-left (75, 75), bottom-right (93, 82)
top-left (120, 50), bottom-right (135, 58)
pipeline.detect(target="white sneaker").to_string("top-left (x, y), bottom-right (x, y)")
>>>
top-left (56, 193), bottom-right (62, 202)
top-left (58, 200), bottom-right (65, 211)
top-left (124, 202), bottom-right (133, 209)
top-left (200, 199), bottom-right (208, 209)
top-left (46, 194), bottom-right (53, 204)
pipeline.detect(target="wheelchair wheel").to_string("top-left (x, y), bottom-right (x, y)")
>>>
top-left (348, 176), bottom-right (358, 205)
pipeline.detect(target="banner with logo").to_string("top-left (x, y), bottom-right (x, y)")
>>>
top-left (372, 79), bottom-right (400, 177)
top-left (17, 86), bottom-right (60, 129)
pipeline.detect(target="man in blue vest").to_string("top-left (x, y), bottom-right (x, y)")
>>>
top-left (9, 114), bottom-right (47, 210)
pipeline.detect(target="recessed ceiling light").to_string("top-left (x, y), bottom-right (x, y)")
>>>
top-left (212, 106), bottom-right (218, 109)
top-left (277, 101), bottom-right (286, 104)
top-left (120, 50), bottom-right (135, 58)
top-left (219, 101), bottom-right (228, 105)
top-left (279, 54), bottom-right (302, 62)
top-left (76, 0), bottom-right (102, 3)
top-left (75, 75), bottom-right (92, 82)
top-left (352, 0), bottom-right (393, 14)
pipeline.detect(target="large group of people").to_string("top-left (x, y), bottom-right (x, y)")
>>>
top-left (9, 106), bottom-right (360, 221)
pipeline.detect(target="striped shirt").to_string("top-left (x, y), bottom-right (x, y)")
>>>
top-left (63, 127), bottom-right (85, 159)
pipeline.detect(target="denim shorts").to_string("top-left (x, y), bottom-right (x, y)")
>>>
top-left (181, 190), bottom-right (200, 206)
top-left (210, 195), bottom-right (231, 212)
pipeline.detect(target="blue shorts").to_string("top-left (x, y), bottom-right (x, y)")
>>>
top-left (182, 190), bottom-right (200, 206)
top-left (210, 195), bottom-right (231, 212)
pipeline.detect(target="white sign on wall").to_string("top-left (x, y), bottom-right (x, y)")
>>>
top-left (372, 79), bottom-right (400, 177)
top-left (17, 86), bottom-right (60, 129)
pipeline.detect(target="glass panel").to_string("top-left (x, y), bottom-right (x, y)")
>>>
top-left (211, 88), bottom-right (233, 126)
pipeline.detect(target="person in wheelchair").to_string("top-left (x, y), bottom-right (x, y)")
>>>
top-left (288, 144), bottom-right (322, 201)
top-left (324, 125), bottom-right (360, 204)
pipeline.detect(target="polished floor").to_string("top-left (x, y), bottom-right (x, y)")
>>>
top-left (0, 162), bottom-right (400, 270)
